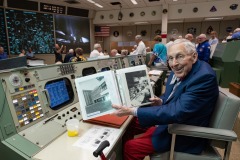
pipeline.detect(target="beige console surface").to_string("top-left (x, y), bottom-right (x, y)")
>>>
top-left (33, 116), bottom-right (133, 160)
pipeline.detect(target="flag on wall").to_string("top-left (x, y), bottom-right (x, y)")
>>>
top-left (94, 26), bottom-right (110, 37)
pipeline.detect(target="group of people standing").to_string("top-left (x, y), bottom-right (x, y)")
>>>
top-left (54, 44), bottom-right (86, 64)
top-left (147, 30), bottom-right (221, 67)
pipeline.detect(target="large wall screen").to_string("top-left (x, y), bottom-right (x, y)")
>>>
top-left (55, 15), bottom-right (90, 53)
top-left (0, 8), bottom-right (8, 54)
top-left (6, 9), bottom-right (54, 54)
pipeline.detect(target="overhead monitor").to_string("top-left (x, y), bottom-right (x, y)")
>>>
top-left (54, 14), bottom-right (90, 53)
top-left (6, 9), bottom-right (54, 54)
top-left (0, 8), bottom-right (8, 54)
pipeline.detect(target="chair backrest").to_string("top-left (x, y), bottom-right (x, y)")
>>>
top-left (209, 87), bottom-right (240, 148)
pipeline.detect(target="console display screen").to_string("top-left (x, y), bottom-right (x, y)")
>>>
top-left (45, 78), bottom-right (74, 110)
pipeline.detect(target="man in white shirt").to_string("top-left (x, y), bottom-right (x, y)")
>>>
top-left (131, 35), bottom-right (146, 56)
top-left (208, 31), bottom-right (219, 45)
top-left (90, 43), bottom-right (104, 58)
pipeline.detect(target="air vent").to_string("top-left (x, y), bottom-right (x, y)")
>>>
top-left (149, 0), bottom-right (160, 2)
top-left (64, 0), bottom-right (80, 4)
top-left (110, 2), bottom-right (121, 5)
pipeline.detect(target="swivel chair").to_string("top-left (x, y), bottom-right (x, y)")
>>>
top-left (151, 87), bottom-right (240, 160)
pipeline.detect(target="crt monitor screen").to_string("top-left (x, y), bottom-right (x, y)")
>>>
top-left (45, 78), bottom-right (74, 110)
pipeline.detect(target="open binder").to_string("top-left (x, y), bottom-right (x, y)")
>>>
top-left (75, 65), bottom-right (154, 120)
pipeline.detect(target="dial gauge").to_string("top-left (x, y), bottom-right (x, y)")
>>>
top-left (9, 74), bottom-right (22, 87)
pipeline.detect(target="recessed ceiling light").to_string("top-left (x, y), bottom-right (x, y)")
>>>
top-left (173, 0), bottom-right (178, 1)
top-left (94, 3), bottom-right (103, 8)
top-left (131, 0), bottom-right (138, 5)
top-left (87, 0), bottom-right (95, 3)
top-left (204, 17), bottom-right (223, 20)
top-left (134, 22), bottom-right (149, 25)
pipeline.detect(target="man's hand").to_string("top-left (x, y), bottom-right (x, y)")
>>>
top-left (149, 96), bottom-right (163, 106)
top-left (112, 104), bottom-right (135, 117)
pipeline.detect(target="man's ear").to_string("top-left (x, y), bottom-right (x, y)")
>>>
top-left (192, 52), bottom-right (198, 63)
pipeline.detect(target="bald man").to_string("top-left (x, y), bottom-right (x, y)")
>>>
top-left (196, 34), bottom-right (211, 62)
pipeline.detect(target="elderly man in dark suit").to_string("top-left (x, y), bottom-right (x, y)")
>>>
top-left (112, 38), bottom-right (219, 160)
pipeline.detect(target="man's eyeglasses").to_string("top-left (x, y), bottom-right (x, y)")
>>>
top-left (167, 53), bottom-right (192, 64)
top-left (168, 54), bottom-right (186, 64)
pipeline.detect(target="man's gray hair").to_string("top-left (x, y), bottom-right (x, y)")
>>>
top-left (135, 35), bottom-right (142, 40)
top-left (94, 43), bottom-right (101, 49)
top-left (169, 39), bottom-right (196, 54)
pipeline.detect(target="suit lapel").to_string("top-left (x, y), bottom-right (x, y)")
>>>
top-left (166, 60), bottom-right (201, 103)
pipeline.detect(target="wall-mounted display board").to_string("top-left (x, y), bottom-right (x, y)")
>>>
top-left (0, 0), bottom-right (3, 6)
top-left (0, 8), bottom-right (8, 54)
top-left (7, 0), bottom-right (38, 11)
top-left (68, 7), bottom-right (89, 17)
top-left (40, 2), bottom-right (66, 14)
top-left (55, 15), bottom-right (90, 53)
top-left (6, 9), bottom-right (55, 54)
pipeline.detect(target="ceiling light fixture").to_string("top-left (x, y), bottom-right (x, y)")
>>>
top-left (173, 0), bottom-right (178, 2)
top-left (118, 4), bottom-right (123, 21)
top-left (87, 0), bottom-right (103, 8)
top-left (204, 17), bottom-right (223, 20)
top-left (134, 22), bottom-right (149, 25)
top-left (87, 0), bottom-right (95, 3)
top-left (94, 3), bottom-right (103, 8)
top-left (131, 0), bottom-right (138, 5)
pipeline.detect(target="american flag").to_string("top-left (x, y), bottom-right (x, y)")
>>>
top-left (94, 26), bottom-right (110, 37)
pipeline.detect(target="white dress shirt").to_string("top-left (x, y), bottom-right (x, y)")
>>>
top-left (90, 49), bottom-right (102, 58)
top-left (132, 41), bottom-right (146, 56)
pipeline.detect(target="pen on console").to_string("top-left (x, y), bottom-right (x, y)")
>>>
top-left (43, 114), bottom-right (58, 124)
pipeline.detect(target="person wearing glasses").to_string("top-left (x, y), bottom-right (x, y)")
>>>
top-left (112, 39), bottom-right (219, 160)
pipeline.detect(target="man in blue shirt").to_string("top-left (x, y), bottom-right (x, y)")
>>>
top-left (0, 47), bottom-right (8, 60)
top-left (231, 28), bottom-right (240, 39)
top-left (26, 47), bottom-right (35, 58)
top-left (196, 34), bottom-right (211, 62)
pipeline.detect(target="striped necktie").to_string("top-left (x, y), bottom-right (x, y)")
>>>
top-left (166, 76), bottom-right (181, 102)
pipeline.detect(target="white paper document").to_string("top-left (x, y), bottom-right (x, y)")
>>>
top-left (73, 125), bottom-right (119, 150)
top-left (148, 70), bottom-right (163, 76)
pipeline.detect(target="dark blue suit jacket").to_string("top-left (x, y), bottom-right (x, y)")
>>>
top-left (138, 60), bottom-right (219, 154)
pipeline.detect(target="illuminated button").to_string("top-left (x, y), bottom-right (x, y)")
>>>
top-left (40, 114), bottom-right (44, 117)
top-left (19, 87), bottom-right (24, 91)
top-left (24, 121), bottom-right (29, 125)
